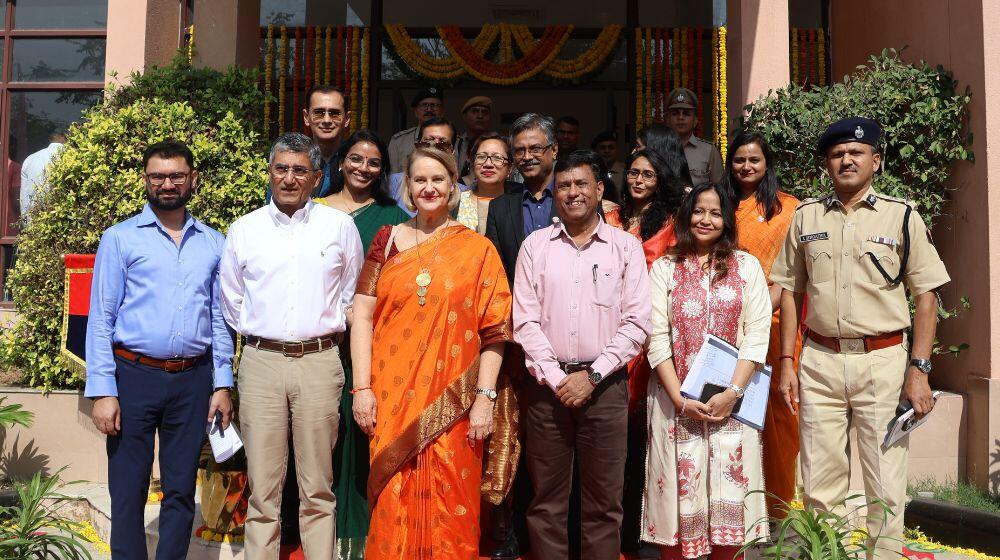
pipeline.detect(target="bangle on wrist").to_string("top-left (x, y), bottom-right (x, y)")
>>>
top-left (680, 398), bottom-right (688, 415)
top-left (778, 355), bottom-right (794, 361)
top-left (350, 386), bottom-right (371, 395)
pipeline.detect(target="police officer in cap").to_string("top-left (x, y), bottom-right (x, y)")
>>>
top-left (665, 87), bottom-right (723, 185)
top-left (771, 117), bottom-right (949, 559)
top-left (387, 87), bottom-right (445, 173)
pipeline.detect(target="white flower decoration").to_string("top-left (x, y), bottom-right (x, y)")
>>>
top-left (716, 285), bottom-right (737, 302)
top-left (681, 300), bottom-right (703, 318)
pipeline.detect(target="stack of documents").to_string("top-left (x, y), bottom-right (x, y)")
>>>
top-left (207, 419), bottom-right (244, 463)
top-left (679, 334), bottom-right (772, 430)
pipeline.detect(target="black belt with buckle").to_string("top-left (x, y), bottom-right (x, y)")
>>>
top-left (245, 333), bottom-right (343, 357)
top-left (558, 360), bottom-right (595, 372)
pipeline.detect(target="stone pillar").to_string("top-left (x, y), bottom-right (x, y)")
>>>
top-left (726, 0), bottom-right (790, 120)
top-left (192, 0), bottom-right (261, 71)
top-left (831, 0), bottom-right (1000, 492)
top-left (104, 0), bottom-right (183, 85)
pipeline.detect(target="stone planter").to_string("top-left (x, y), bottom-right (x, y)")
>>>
top-left (905, 497), bottom-right (1000, 555)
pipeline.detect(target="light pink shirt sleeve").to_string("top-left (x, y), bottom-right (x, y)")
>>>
top-left (512, 233), bottom-right (566, 388)
top-left (590, 235), bottom-right (652, 377)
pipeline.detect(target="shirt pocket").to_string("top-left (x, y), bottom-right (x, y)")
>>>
top-left (859, 240), bottom-right (898, 285)
top-left (594, 266), bottom-right (622, 308)
top-left (805, 239), bottom-right (834, 284)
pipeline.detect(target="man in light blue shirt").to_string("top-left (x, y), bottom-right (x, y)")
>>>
top-left (85, 140), bottom-right (234, 560)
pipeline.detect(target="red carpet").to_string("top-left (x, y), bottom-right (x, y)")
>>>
top-left (279, 546), bottom-right (630, 560)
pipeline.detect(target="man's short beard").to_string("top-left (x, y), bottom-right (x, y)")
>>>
top-left (147, 189), bottom-right (193, 211)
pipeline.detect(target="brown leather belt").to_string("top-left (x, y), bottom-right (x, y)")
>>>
top-left (114, 347), bottom-right (201, 373)
top-left (245, 333), bottom-right (343, 357)
top-left (558, 360), bottom-right (594, 372)
top-left (806, 329), bottom-right (904, 354)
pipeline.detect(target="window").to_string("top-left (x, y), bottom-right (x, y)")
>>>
top-left (0, 0), bottom-right (107, 302)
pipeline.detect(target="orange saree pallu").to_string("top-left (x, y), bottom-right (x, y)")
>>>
top-left (358, 226), bottom-right (517, 560)
top-left (735, 192), bottom-right (802, 516)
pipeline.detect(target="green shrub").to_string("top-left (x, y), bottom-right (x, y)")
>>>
top-left (741, 48), bottom-right (973, 225)
top-left (2, 59), bottom-right (269, 390)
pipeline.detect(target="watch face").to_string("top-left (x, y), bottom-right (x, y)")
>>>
top-left (588, 370), bottom-right (601, 384)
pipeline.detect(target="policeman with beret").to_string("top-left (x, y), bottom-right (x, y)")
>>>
top-left (387, 87), bottom-right (445, 173)
top-left (771, 117), bottom-right (949, 559)
top-left (665, 87), bottom-right (723, 185)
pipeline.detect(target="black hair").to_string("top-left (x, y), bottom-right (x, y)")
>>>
top-left (143, 140), bottom-right (194, 169)
top-left (671, 182), bottom-right (738, 284)
top-left (636, 124), bottom-right (693, 187)
top-left (332, 129), bottom-right (395, 207)
top-left (556, 116), bottom-right (580, 128)
top-left (306, 84), bottom-right (350, 112)
top-left (722, 131), bottom-right (782, 221)
top-left (621, 149), bottom-right (685, 241)
top-left (554, 149), bottom-right (607, 186)
top-left (416, 117), bottom-right (457, 145)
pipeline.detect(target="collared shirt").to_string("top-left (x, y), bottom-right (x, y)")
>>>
top-left (513, 219), bottom-right (652, 387)
top-left (220, 200), bottom-right (363, 340)
top-left (771, 186), bottom-right (950, 338)
top-left (521, 182), bottom-right (555, 237)
top-left (387, 126), bottom-right (418, 174)
top-left (682, 135), bottom-right (724, 186)
top-left (84, 204), bottom-right (234, 398)
top-left (19, 142), bottom-right (63, 214)
top-left (388, 172), bottom-right (471, 217)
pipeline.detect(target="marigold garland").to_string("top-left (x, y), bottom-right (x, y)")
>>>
top-left (651, 28), bottom-right (661, 122)
top-left (673, 27), bottom-right (681, 91)
top-left (791, 27), bottom-right (799, 84)
top-left (362, 27), bottom-right (371, 129)
top-left (292, 27), bottom-right (301, 131)
top-left (187, 25), bottom-right (194, 64)
top-left (314, 26), bottom-right (321, 85)
top-left (305, 27), bottom-right (314, 107)
top-left (635, 27), bottom-right (645, 130)
top-left (386, 24), bottom-right (498, 80)
top-left (644, 27), bottom-right (653, 125)
top-left (335, 25), bottom-right (344, 86)
top-left (350, 26), bottom-right (361, 134)
top-left (343, 27), bottom-right (353, 131)
top-left (439, 24), bottom-right (572, 85)
top-left (510, 24), bottom-right (622, 81)
top-left (278, 26), bottom-right (287, 133)
top-left (325, 25), bottom-right (333, 84)
top-left (695, 27), bottom-right (704, 137)
top-left (264, 25), bottom-right (274, 133)
top-left (712, 28), bottom-right (719, 137)
top-left (717, 25), bottom-right (728, 160)
top-left (659, 28), bottom-right (668, 120)
top-left (817, 28), bottom-right (826, 86)
top-left (808, 29), bottom-right (818, 86)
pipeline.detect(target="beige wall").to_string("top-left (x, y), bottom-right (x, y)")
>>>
top-left (726, 0), bottom-right (790, 129)
top-left (192, 0), bottom-right (261, 71)
top-left (832, 0), bottom-right (1000, 492)
top-left (105, 0), bottom-right (183, 85)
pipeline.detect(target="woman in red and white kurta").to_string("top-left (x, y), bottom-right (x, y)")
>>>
top-left (641, 183), bottom-right (771, 560)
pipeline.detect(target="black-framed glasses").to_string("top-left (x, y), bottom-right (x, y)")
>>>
top-left (626, 169), bottom-right (657, 181)
top-left (416, 101), bottom-right (443, 111)
top-left (512, 143), bottom-right (554, 158)
top-left (310, 108), bottom-right (345, 121)
top-left (146, 172), bottom-right (190, 186)
top-left (474, 153), bottom-right (510, 166)
top-left (415, 139), bottom-right (454, 151)
top-left (270, 163), bottom-right (315, 179)
top-left (345, 153), bottom-right (383, 169)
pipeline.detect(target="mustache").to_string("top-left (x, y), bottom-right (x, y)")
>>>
top-left (519, 158), bottom-right (541, 167)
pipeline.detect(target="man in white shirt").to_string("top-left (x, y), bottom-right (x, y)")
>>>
top-left (19, 132), bottom-right (65, 214)
top-left (220, 132), bottom-right (363, 559)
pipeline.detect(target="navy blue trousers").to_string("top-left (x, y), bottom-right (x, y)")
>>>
top-left (107, 355), bottom-right (212, 560)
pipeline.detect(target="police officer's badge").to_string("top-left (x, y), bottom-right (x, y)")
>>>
top-left (678, 93), bottom-right (685, 101)
top-left (855, 126), bottom-right (864, 139)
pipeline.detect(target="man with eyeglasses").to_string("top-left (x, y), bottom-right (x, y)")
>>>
top-left (666, 87), bottom-right (723, 186)
top-left (220, 132), bottom-right (363, 559)
top-left (302, 84), bottom-right (352, 198)
top-left (388, 87), bottom-right (445, 174)
top-left (387, 116), bottom-right (470, 216)
top-left (86, 140), bottom-right (234, 559)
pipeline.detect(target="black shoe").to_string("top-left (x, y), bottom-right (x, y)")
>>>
top-left (490, 531), bottom-right (522, 560)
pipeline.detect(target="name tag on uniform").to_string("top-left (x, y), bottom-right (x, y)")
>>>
top-left (868, 235), bottom-right (897, 248)
top-left (799, 232), bottom-right (829, 243)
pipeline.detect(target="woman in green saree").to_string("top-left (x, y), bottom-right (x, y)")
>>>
top-left (314, 129), bottom-right (409, 558)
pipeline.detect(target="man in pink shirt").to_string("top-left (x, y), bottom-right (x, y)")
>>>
top-left (513, 149), bottom-right (652, 559)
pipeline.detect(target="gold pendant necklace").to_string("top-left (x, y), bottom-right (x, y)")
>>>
top-left (414, 220), bottom-right (449, 306)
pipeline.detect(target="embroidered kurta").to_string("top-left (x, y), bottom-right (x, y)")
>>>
top-left (641, 251), bottom-right (771, 558)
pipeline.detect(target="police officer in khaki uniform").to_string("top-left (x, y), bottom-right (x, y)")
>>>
top-left (666, 87), bottom-right (723, 185)
top-left (771, 117), bottom-right (949, 559)
top-left (387, 87), bottom-right (444, 173)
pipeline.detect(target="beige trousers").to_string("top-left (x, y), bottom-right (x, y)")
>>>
top-left (798, 337), bottom-right (908, 560)
top-left (239, 344), bottom-right (345, 560)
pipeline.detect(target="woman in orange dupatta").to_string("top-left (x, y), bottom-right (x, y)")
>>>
top-left (351, 148), bottom-right (517, 560)
top-left (723, 131), bottom-right (802, 517)
top-left (607, 148), bottom-right (684, 554)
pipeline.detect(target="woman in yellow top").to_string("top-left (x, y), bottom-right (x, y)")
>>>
top-left (721, 131), bottom-right (802, 517)
top-left (351, 147), bottom-right (517, 559)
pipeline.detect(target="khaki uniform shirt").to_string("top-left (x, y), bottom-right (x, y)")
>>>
top-left (683, 135), bottom-right (724, 186)
top-left (387, 126), bottom-right (418, 174)
top-left (770, 187), bottom-right (950, 338)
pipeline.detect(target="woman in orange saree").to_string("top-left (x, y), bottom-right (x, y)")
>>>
top-left (723, 131), bottom-right (803, 517)
top-left (351, 148), bottom-right (517, 560)
top-left (608, 148), bottom-right (685, 554)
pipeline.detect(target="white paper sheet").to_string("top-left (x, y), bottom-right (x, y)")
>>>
top-left (206, 419), bottom-right (244, 463)
top-left (882, 391), bottom-right (942, 449)
top-left (678, 334), bottom-right (772, 430)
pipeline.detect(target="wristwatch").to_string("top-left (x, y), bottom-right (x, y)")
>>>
top-left (475, 387), bottom-right (498, 401)
top-left (728, 383), bottom-right (746, 399)
top-left (586, 365), bottom-right (603, 386)
top-left (910, 358), bottom-right (933, 375)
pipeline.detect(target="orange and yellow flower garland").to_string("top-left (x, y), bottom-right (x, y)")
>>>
top-left (385, 24), bottom-right (498, 80)
top-left (439, 24), bottom-right (572, 85)
top-left (362, 27), bottom-right (371, 129)
top-left (264, 25), bottom-right (273, 133)
top-left (717, 25), bottom-right (728, 160)
top-left (278, 26), bottom-right (287, 134)
top-left (292, 27), bottom-right (302, 132)
top-left (817, 29), bottom-right (826, 86)
top-left (791, 27), bottom-right (799, 84)
top-left (350, 26), bottom-right (361, 135)
top-left (510, 24), bottom-right (622, 81)
top-left (635, 28), bottom-right (645, 130)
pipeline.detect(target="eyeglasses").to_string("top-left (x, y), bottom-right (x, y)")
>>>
top-left (474, 153), bottom-right (510, 166)
top-left (310, 108), bottom-right (345, 121)
top-left (270, 163), bottom-right (315, 179)
top-left (416, 101), bottom-right (443, 111)
top-left (415, 139), bottom-right (454, 151)
top-left (345, 153), bottom-right (382, 169)
top-left (626, 169), bottom-right (657, 181)
top-left (512, 143), bottom-right (554, 158)
top-left (146, 172), bottom-right (190, 185)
